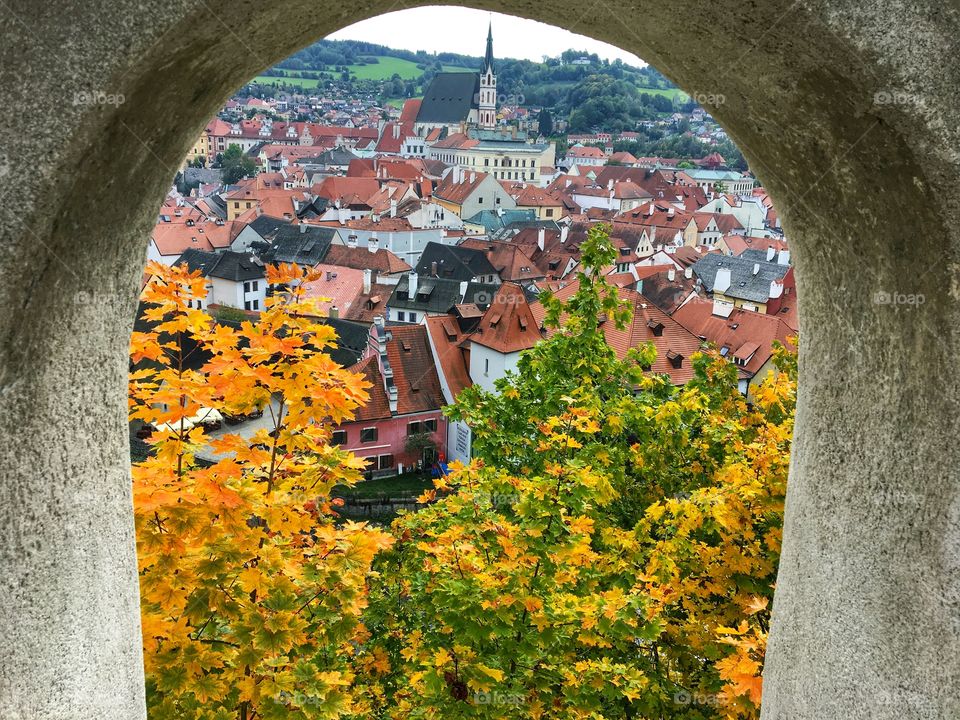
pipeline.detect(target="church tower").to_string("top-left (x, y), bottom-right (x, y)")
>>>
top-left (478, 22), bottom-right (497, 130)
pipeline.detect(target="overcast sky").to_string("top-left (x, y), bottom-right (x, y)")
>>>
top-left (328, 7), bottom-right (647, 67)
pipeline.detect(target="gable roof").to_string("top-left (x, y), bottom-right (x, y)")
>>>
top-left (415, 242), bottom-right (498, 281)
top-left (262, 225), bottom-right (336, 265)
top-left (672, 298), bottom-right (794, 379)
top-left (416, 72), bottom-right (480, 124)
top-left (470, 283), bottom-right (543, 353)
top-left (691, 254), bottom-right (789, 303)
top-left (531, 280), bottom-right (703, 384)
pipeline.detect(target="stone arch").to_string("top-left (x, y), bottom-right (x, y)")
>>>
top-left (1, 2), bottom-right (957, 718)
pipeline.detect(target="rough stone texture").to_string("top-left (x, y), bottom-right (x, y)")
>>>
top-left (0, 1), bottom-right (957, 718)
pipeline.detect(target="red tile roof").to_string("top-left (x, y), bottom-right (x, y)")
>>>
top-left (672, 298), bottom-right (795, 379)
top-left (425, 315), bottom-right (473, 398)
top-left (470, 283), bottom-right (543, 353)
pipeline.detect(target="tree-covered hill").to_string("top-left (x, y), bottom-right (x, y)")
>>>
top-left (250, 38), bottom-right (694, 133)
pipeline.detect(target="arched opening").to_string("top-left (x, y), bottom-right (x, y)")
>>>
top-left (2, 2), bottom-right (957, 719)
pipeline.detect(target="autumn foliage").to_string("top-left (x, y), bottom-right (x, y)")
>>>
top-left (130, 262), bottom-right (391, 719)
top-left (130, 228), bottom-right (795, 719)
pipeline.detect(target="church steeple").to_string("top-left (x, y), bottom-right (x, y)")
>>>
top-left (483, 20), bottom-right (495, 75)
top-left (478, 20), bottom-right (497, 130)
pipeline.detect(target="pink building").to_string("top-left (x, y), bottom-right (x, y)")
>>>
top-left (335, 319), bottom-right (448, 478)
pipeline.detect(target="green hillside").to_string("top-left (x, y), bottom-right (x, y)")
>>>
top-left (348, 56), bottom-right (424, 80)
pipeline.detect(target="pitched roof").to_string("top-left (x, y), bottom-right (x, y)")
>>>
top-left (470, 283), bottom-right (543, 353)
top-left (416, 73), bottom-right (481, 124)
top-left (672, 298), bottom-right (794, 379)
top-left (389, 274), bottom-right (499, 315)
top-left (323, 244), bottom-right (411, 275)
top-left (531, 280), bottom-right (703, 384)
top-left (262, 225), bottom-right (336, 265)
top-left (424, 315), bottom-right (473, 399)
top-left (691, 254), bottom-right (789, 304)
top-left (415, 242), bottom-right (498, 281)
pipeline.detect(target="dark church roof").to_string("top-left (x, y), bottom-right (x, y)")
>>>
top-left (416, 72), bottom-right (480, 124)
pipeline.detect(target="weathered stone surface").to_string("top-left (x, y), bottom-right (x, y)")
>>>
top-left (0, 1), bottom-right (956, 718)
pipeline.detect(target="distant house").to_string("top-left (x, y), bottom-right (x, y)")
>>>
top-left (175, 248), bottom-right (266, 311)
top-left (387, 272), bottom-right (499, 324)
top-left (690, 252), bottom-right (790, 314)
top-left (673, 298), bottom-right (795, 397)
top-left (467, 283), bottom-right (543, 393)
top-left (334, 321), bottom-right (447, 478)
top-left (433, 169), bottom-right (517, 221)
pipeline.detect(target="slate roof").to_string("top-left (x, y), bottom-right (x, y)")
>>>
top-left (247, 214), bottom-right (291, 240)
top-left (416, 72), bottom-right (480, 124)
top-left (389, 274), bottom-right (500, 315)
top-left (317, 317), bottom-right (369, 368)
top-left (691, 254), bottom-right (789, 304)
top-left (415, 242), bottom-right (498, 281)
top-left (176, 248), bottom-right (264, 282)
top-left (261, 225), bottom-right (336, 266)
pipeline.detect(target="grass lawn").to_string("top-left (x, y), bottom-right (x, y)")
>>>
top-left (333, 472), bottom-right (435, 499)
top-left (441, 65), bottom-right (475, 73)
top-left (348, 56), bottom-right (424, 80)
top-left (251, 73), bottom-right (322, 89)
top-left (637, 85), bottom-right (688, 101)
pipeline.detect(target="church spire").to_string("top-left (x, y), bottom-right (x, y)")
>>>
top-left (483, 20), bottom-right (494, 74)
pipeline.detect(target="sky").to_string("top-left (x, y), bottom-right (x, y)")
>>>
top-left (328, 7), bottom-right (647, 68)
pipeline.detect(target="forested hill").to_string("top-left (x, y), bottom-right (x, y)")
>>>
top-left (255, 38), bottom-right (692, 133)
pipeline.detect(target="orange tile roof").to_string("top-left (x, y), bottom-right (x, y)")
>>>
top-left (531, 280), bottom-right (703, 385)
top-left (425, 315), bottom-right (473, 398)
top-left (672, 298), bottom-right (795, 379)
top-left (470, 283), bottom-right (543, 353)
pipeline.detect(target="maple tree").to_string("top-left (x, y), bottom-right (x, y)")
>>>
top-left (129, 261), bottom-right (392, 720)
top-left (356, 226), bottom-right (796, 719)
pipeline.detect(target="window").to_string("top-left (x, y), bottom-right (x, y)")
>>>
top-left (484, 358), bottom-right (489, 375)
top-left (243, 281), bottom-right (250, 292)
top-left (251, 280), bottom-right (258, 291)
top-left (252, 299), bottom-right (259, 310)
top-left (546, 209), bottom-right (554, 217)
top-left (408, 421), bottom-right (421, 435)
top-left (408, 312), bottom-right (417, 322)
top-left (331, 430), bottom-right (347, 446)
top-left (360, 427), bottom-right (378, 443)
top-left (378, 454), bottom-right (394, 470)
top-left (397, 311), bottom-right (405, 322)
top-left (424, 418), bottom-right (437, 433)
top-left (244, 300), bottom-right (251, 310)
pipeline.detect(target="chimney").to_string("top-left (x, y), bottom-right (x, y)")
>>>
top-left (329, 304), bottom-right (339, 319)
top-left (770, 279), bottom-right (784, 299)
top-left (388, 385), bottom-right (398, 414)
top-left (347, 233), bottom-right (358, 248)
top-left (607, 179), bottom-right (613, 190)
top-left (408, 270), bottom-right (418, 298)
top-left (374, 314), bottom-right (385, 329)
top-left (469, 171), bottom-right (476, 183)
top-left (431, 260), bottom-right (438, 276)
top-left (390, 199), bottom-right (397, 217)
top-left (777, 249), bottom-right (790, 265)
top-left (363, 268), bottom-right (372, 294)
top-left (684, 266), bottom-right (693, 279)
top-left (368, 234), bottom-right (379, 253)
top-left (537, 227), bottom-right (546, 251)
top-left (667, 268), bottom-right (675, 282)
top-left (560, 226), bottom-right (569, 243)
top-left (753, 262), bottom-right (761, 276)
top-left (459, 280), bottom-right (468, 300)
top-left (667, 207), bottom-right (675, 218)
top-left (565, 179), bottom-right (571, 188)
top-left (300, 224), bottom-right (307, 233)
top-left (714, 267), bottom-right (731, 293)
top-left (766, 245), bottom-right (776, 262)
top-left (711, 297), bottom-right (734, 318)
top-left (393, 123), bottom-right (400, 139)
